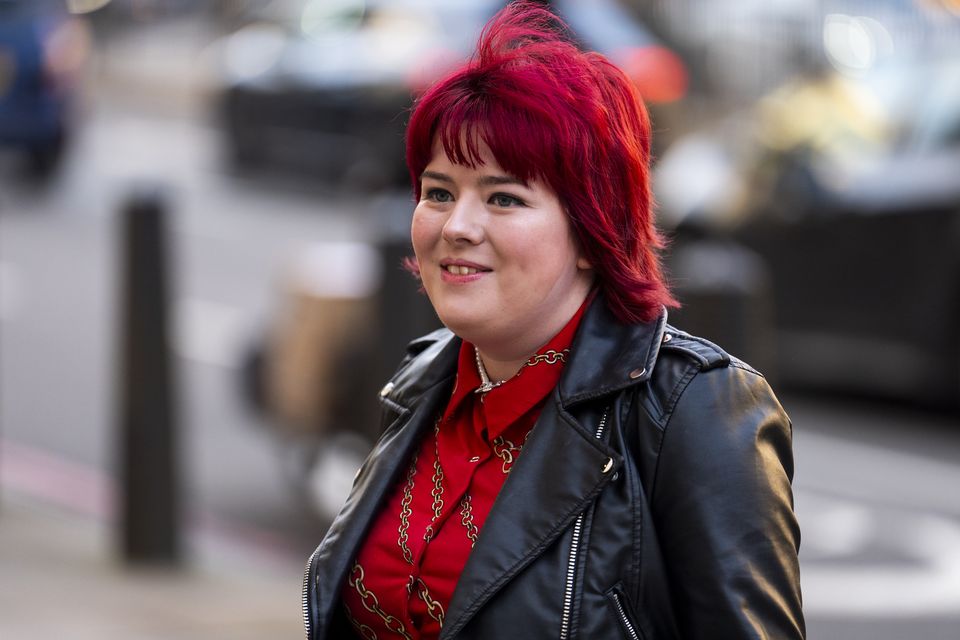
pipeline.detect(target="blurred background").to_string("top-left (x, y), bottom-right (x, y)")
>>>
top-left (1, 0), bottom-right (958, 638)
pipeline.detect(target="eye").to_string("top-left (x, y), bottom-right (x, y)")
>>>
top-left (490, 193), bottom-right (525, 208)
top-left (424, 188), bottom-right (453, 203)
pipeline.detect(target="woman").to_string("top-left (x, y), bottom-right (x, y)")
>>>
top-left (303, 3), bottom-right (804, 639)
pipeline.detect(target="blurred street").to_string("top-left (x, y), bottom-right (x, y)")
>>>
top-left (2, 3), bottom-right (960, 639)
top-left (0, 494), bottom-right (303, 639)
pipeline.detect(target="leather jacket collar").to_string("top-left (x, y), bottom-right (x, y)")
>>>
top-left (382, 296), bottom-right (669, 414)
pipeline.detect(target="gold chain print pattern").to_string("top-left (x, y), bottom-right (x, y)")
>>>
top-left (423, 422), bottom-right (445, 544)
top-left (416, 578), bottom-right (446, 627)
top-left (459, 495), bottom-right (479, 547)
top-left (492, 436), bottom-right (522, 474)
top-left (397, 452), bottom-right (418, 564)
top-left (348, 563), bottom-right (413, 640)
top-left (430, 450), bottom-right (445, 521)
top-left (344, 603), bottom-right (379, 640)
top-left (525, 348), bottom-right (569, 367)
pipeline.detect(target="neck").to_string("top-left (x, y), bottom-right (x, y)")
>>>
top-left (472, 284), bottom-right (594, 381)
top-left (475, 348), bottom-right (529, 384)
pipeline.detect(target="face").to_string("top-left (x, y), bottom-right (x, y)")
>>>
top-left (411, 138), bottom-right (594, 360)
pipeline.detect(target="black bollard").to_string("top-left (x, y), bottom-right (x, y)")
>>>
top-left (116, 186), bottom-right (181, 565)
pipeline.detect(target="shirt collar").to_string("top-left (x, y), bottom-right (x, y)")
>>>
top-left (441, 292), bottom-right (593, 441)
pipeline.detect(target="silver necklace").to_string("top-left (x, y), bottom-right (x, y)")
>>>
top-left (474, 346), bottom-right (506, 394)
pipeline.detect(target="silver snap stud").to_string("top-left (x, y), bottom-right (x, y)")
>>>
top-left (379, 381), bottom-right (395, 397)
top-left (602, 457), bottom-right (614, 473)
top-left (663, 333), bottom-right (672, 343)
top-left (628, 367), bottom-right (646, 379)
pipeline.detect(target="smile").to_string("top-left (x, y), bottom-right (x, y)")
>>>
top-left (439, 259), bottom-right (492, 276)
top-left (438, 260), bottom-right (492, 283)
top-left (445, 265), bottom-right (484, 275)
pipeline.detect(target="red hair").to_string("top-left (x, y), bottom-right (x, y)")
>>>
top-left (405, 1), bottom-right (677, 324)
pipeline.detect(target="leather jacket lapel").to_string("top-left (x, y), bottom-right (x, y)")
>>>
top-left (308, 376), bottom-right (453, 636)
top-left (559, 301), bottom-right (666, 406)
top-left (440, 394), bottom-right (620, 638)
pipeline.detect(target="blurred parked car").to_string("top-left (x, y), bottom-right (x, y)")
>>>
top-left (216, 0), bottom-right (499, 189)
top-left (215, 0), bottom-right (687, 189)
top-left (655, 57), bottom-right (960, 407)
top-left (0, 0), bottom-right (89, 177)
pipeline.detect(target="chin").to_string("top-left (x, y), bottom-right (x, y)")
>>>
top-left (434, 307), bottom-right (491, 343)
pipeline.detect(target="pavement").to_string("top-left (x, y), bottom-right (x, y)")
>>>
top-left (0, 487), bottom-right (306, 639)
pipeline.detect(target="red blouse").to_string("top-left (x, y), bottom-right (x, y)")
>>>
top-left (341, 299), bottom-right (588, 640)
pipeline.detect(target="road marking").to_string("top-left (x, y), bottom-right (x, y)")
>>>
top-left (794, 427), bottom-right (960, 513)
top-left (795, 427), bottom-right (960, 616)
top-left (800, 491), bottom-right (960, 617)
top-left (798, 494), bottom-right (874, 558)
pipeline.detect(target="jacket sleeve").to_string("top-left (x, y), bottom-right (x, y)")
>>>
top-left (650, 362), bottom-right (805, 639)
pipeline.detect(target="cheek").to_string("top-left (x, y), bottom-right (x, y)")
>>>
top-left (410, 207), bottom-right (438, 258)
top-left (507, 222), bottom-right (579, 277)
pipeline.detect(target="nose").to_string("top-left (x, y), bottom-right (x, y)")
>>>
top-left (441, 194), bottom-right (485, 245)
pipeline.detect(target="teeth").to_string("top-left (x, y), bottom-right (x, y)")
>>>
top-left (445, 265), bottom-right (480, 275)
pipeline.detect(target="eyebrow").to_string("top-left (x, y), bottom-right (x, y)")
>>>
top-left (420, 170), bottom-right (528, 188)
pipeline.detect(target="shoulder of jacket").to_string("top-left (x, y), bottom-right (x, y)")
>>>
top-left (658, 325), bottom-right (732, 371)
top-left (637, 325), bottom-right (764, 428)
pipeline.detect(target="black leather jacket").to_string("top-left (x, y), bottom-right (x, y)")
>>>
top-left (303, 299), bottom-right (805, 639)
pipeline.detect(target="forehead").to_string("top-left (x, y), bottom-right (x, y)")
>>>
top-left (428, 131), bottom-right (495, 164)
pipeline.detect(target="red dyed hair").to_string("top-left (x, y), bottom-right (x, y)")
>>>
top-left (405, 1), bottom-right (677, 324)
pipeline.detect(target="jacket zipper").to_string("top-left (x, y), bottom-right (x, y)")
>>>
top-left (302, 546), bottom-right (320, 640)
top-left (611, 590), bottom-right (641, 640)
top-left (559, 408), bottom-right (609, 640)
